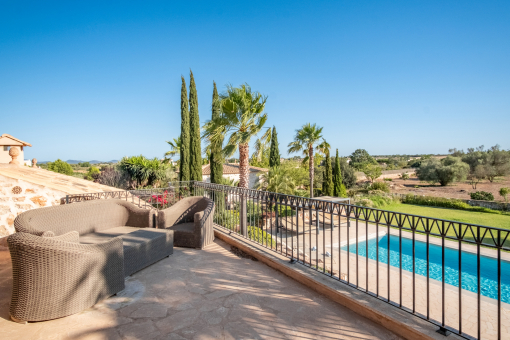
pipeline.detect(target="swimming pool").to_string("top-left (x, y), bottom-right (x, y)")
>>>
top-left (341, 234), bottom-right (510, 303)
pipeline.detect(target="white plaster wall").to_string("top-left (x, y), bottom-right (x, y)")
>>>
top-left (248, 173), bottom-right (263, 189)
top-left (202, 174), bottom-right (239, 184)
top-left (202, 173), bottom-right (262, 189)
top-left (0, 148), bottom-right (24, 164)
top-left (0, 174), bottom-right (66, 246)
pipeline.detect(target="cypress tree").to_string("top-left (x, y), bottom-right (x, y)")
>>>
top-left (179, 76), bottom-right (190, 182)
top-left (333, 149), bottom-right (347, 197)
top-left (269, 126), bottom-right (281, 168)
top-left (209, 81), bottom-right (223, 183)
top-left (189, 70), bottom-right (202, 181)
top-left (322, 150), bottom-right (333, 196)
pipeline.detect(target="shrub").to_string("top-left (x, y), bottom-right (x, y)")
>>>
top-left (347, 189), bottom-right (357, 197)
top-left (401, 194), bottom-right (507, 214)
top-left (402, 194), bottom-right (472, 210)
top-left (383, 178), bottom-right (393, 181)
top-left (219, 210), bottom-right (240, 231)
top-left (470, 191), bottom-right (494, 201)
top-left (369, 181), bottom-right (390, 193)
top-left (399, 172), bottom-right (410, 180)
top-left (248, 226), bottom-right (274, 247)
top-left (119, 155), bottom-right (173, 188)
top-left (368, 189), bottom-right (387, 196)
top-left (500, 187), bottom-right (510, 202)
top-left (354, 193), bottom-right (399, 209)
top-left (95, 166), bottom-right (129, 189)
top-left (84, 166), bottom-right (100, 181)
top-left (357, 198), bottom-right (374, 208)
top-left (294, 189), bottom-right (309, 197)
top-left (47, 159), bottom-right (74, 176)
top-left (269, 204), bottom-right (296, 217)
top-left (246, 201), bottom-right (263, 224)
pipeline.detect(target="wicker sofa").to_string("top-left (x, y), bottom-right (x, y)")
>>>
top-left (8, 199), bottom-right (173, 322)
top-left (157, 196), bottom-right (215, 249)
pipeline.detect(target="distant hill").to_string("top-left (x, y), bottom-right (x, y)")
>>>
top-left (67, 160), bottom-right (119, 164)
top-left (39, 160), bottom-right (118, 164)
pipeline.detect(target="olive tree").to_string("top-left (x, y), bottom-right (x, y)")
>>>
top-left (349, 149), bottom-right (376, 170)
top-left (363, 164), bottom-right (382, 183)
top-left (483, 145), bottom-right (510, 182)
top-left (416, 156), bottom-right (469, 186)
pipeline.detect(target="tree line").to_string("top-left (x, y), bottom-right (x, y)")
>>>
top-left (417, 145), bottom-right (510, 187)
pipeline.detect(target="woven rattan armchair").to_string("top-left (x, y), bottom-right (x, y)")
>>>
top-left (157, 196), bottom-right (215, 249)
top-left (7, 231), bottom-right (124, 323)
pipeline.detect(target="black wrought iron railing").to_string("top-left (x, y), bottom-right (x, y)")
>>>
top-left (63, 181), bottom-right (510, 340)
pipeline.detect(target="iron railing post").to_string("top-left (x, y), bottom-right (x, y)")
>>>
top-left (240, 193), bottom-right (248, 237)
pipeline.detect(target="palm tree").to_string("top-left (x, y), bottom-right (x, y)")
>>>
top-left (202, 84), bottom-right (270, 188)
top-left (220, 177), bottom-right (239, 187)
top-left (252, 136), bottom-right (270, 163)
top-left (164, 137), bottom-right (181, 162)
top-left (119, 155), bottom-right (172, 188)
top-left (287, 123), bottom-right (324, 198)
top-left (255, 167), bottom-right (295, 195)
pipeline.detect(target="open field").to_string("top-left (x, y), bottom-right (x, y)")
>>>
top-left (387, 176), bottom-right (510, 202)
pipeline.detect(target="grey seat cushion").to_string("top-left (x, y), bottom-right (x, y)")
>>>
top-left (169, 223), bottom-right (195, 233)
top-left (81, 227), bottom-right (173, 277)
top-left (80, 226), bottom-right (139, 244)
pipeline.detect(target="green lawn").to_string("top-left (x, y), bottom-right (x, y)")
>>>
top-left (379, 203), bottom-right (510, 246)
top-left (383, 203), bottom-right (510, 229)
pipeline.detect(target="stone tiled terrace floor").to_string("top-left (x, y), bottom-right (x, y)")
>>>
top-left (0, 239), bottom-right (402, 340)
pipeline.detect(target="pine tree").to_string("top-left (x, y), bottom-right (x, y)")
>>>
top-left (179, 76), bottom-right (190, 182)
top-left (269, 126), bottom-right (281, 168)
top-left (333, 149), bottom-right (347, 197)
top-left (209, 81), bottom-right (223, 183)
top-left (322, 150), bottom-right (333, 196)
top-left (189, 70), bottom-right (202, 181)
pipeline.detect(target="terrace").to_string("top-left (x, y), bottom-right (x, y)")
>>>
top-left (1, 238), bottom-right (400, 340)
top-left (3, 181), bottom-right (508, 340)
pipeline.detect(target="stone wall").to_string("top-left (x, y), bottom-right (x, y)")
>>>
top-left (0, 174), bottom-right (66, 246)
top-left (465, 199), bottom-right (510, 211)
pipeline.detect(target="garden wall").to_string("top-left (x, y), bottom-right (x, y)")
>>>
top-left (465, 199), bottom-right (510, 211)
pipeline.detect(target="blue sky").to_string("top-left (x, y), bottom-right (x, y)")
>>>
top-left (1, 1), bottom-right (509, 162)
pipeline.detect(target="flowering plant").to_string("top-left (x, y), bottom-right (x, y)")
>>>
top-left (148, 190), bottom-right (170, 206)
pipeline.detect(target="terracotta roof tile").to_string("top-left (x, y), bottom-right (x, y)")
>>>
top-left (0, 134), bottom-right (32, 147)
top-left (201, 163), bottom-right (268, 175)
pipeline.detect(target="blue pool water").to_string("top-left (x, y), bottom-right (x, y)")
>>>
top-left (341, 235), bottom-right (510, 303)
